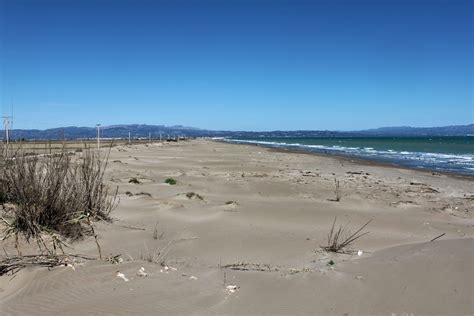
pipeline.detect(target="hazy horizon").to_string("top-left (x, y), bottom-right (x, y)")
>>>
top-left (5, 122), bottom-right (473, 134)
top-left (1, 0), bottom-right (473, 130)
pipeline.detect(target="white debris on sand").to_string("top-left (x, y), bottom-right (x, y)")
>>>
top-left (137, 267), bottom-right (148, 277)
top-left (189, 276), bottom-right (198, 280)
top-left (66, 263), bottom-right (76, 271)
top-left (116, 272), bottom-right (129, 282)
top-left (160, 265), bottom-right (178, 273)
top-left (225, 285), bottom-right (239, 294)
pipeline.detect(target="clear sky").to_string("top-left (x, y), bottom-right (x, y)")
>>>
top-left (1, 0), bottom-right (472, 131)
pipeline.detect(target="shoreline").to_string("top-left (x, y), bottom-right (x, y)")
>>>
top-left (217, 139), bottom-right (474, 181)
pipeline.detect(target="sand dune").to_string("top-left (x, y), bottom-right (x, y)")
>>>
top-left (1, 140), bottom-right (473, 315)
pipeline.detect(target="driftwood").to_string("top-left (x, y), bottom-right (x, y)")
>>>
top-left (220, 262), bottom-right (278, 272)
top-left (116, 224), bottom-right (146, 231)
top-left (0, 254), bottom-right (95, 276)
top-left (430, 233), bottom-right (446, 242)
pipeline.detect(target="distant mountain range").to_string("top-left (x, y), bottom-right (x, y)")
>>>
top-left (347, 125), bottom-right (474, 137)
top-left (4, 124), bottom-right (473, 140)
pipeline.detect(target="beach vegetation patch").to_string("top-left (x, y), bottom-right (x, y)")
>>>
top-left (186, 192), bottom-right (203, 200)
top-left (0, 146), bottom-right (118, 256)
top-left (165, 178), bottom-right (177, 185)
top-left (139, 241), bottom-right (173, 266)
top-left (323, 217), bottom-right (372, 253)
top-left (129, 177), bottom-right (140, 184)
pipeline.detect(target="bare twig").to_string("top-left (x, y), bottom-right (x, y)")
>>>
top-left (115, 224), bottom-right (146, 231)
top-left (85, 213), bottom-right (102, 260)
top-left (334, 178), bottom-right (341, 201)
top-left (430, 233), bottom-right (446, 242)
top-left (153, 221), bottom-right (159, 240)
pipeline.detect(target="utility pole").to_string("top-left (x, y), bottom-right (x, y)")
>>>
top-left (159, 132), bottom-right (162, 141)
top-left (96, 124), bottom-right (101, 150)
top-left (128, 132), bottom-right (131, 145)
top-left (2, 116), bottom-right (12, 157)
top-left (2, 116), bottom-right (12, 145)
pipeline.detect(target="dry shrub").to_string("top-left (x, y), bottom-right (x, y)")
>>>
top-left (76, 148), bottom-right (118, 221)
top-left (152, 221), bottom-right (159, 240)
top-left (0, 146), bottom-right (118, 250)
top-left (334, 178), bottom-right (341, 201)
top-left (0, 179), bottom-right (7, 204)
top-left (323, 217), bottom-right (372, 253)
top-left (139, 241), bottom-right (173, 265)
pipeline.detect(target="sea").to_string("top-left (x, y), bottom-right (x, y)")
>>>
top-left (223, 136), bottom-right (474, 176)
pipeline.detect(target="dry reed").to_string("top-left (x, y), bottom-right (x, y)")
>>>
top-left (0, 145), bottom-right (118, 255)
top-left (323, 217), bottom-right (372, 253)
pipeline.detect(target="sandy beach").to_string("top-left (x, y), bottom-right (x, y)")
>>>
top-left (1, 139), bottom-right (473, 315)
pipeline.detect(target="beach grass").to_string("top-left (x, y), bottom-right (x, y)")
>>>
top-left (323, 217), bottom-right (372, 253)
top-left (0, 146), bottom-right (118, 254)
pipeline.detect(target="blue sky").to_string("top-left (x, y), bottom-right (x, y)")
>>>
top-left (1, 0), bottom-right (472, 131)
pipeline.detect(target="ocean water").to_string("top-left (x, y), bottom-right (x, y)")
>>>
top-left (223, 137), bottom-right (474, 176)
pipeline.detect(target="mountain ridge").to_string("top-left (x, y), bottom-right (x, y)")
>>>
top-left (3, 124), bottom-right (473, 140)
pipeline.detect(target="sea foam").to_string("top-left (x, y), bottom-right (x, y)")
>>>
top-left (224, 138), bottom-right (474, 175)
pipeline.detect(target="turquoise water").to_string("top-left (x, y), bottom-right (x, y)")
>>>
top-left (224, 137), bottom-right (474, 175)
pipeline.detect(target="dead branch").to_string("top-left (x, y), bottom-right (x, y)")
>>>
top-left (0, 254), bottom-right (95, 276)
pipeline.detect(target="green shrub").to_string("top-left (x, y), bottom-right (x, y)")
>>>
top-left (165, 178), bottom-right (177, 185)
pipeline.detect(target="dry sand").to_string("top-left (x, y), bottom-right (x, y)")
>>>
top-left (1, 139), bottom-right (473, 315)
